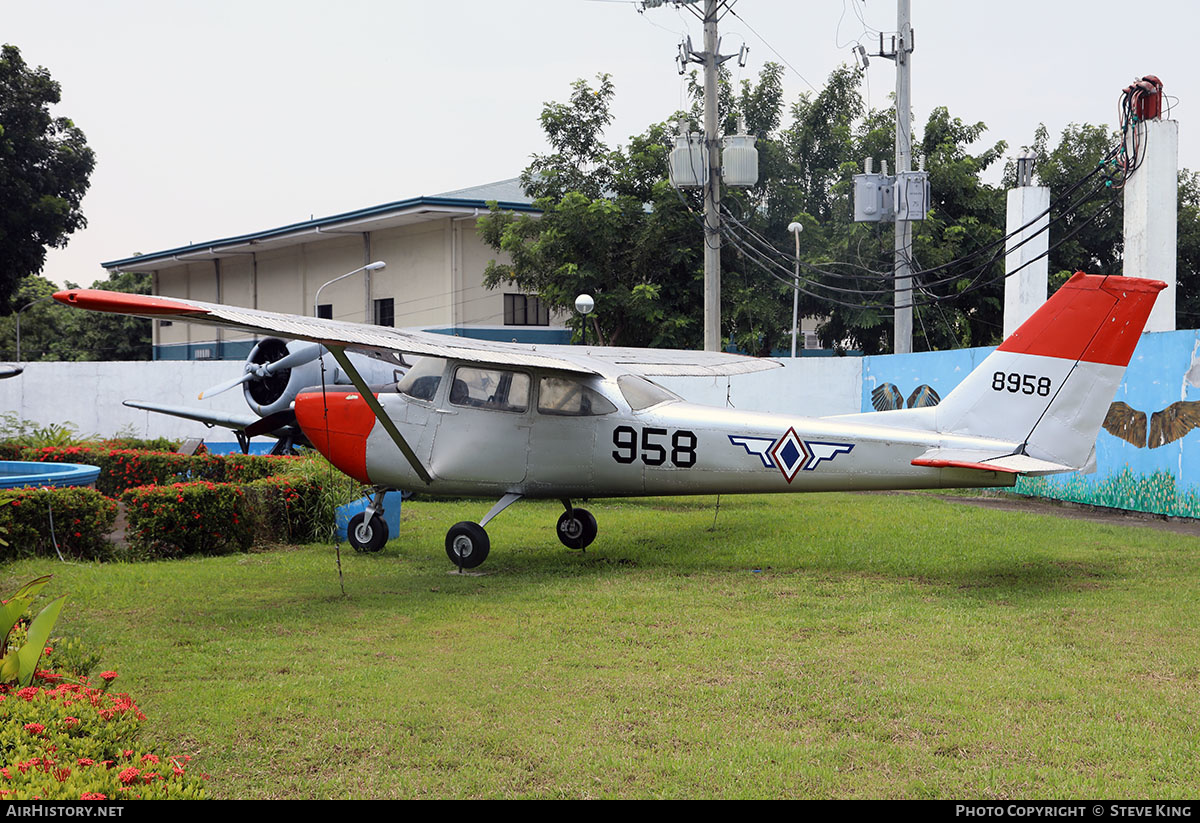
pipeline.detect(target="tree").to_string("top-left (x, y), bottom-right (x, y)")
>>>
top-left (480, 74), bottom-right (705, 349)
top-left (0, 270), bottom-right (151, 361)
top-left (1007, 123), bottom-right (1124, 284)
top-left (0, 44), bottom-right (95, 312)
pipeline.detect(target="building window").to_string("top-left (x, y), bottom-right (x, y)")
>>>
top-left (158, 319), bottom-right (173, 327)
top-left (504, 294), bottom-right (549, 326)
top-left (373, 298), bottom-right (394, 327)
top-left (316, 304), bottom-right (333, 320)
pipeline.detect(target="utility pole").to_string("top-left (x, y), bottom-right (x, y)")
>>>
top-left (892, 0), bottom-right (914, 354)
top-left (701, 0), bottom-right (722, 352)
top-left (852, 1), bottom-right (927, 352)
top-left (657, 0), bottom-right (749, 351)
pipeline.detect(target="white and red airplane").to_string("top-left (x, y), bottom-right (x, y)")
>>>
top-left (55, 272), bottom-right (1164, 569)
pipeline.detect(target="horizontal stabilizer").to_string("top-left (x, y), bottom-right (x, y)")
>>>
top-left (123, 400), bottom-right (261, 432)
top-left (911, 448), bottom-right (1075, 476)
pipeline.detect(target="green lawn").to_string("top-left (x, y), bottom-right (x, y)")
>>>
top-left (4, 492), bottom-right (1200, 799)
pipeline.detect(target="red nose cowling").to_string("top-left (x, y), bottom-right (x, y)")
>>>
top-left (293, 390), bottom-right (376, 484)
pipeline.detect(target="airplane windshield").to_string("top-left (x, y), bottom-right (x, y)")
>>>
top-left (396, 358), bottom-right (445, 401)
top-left (617, 375), bottom-right (681, 410)
top-left (537, 376), bottom-right (617, 416)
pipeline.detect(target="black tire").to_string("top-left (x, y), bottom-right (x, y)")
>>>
top-left (445, 521), bottom-right (490, 569)
top-left (556, 507), bottom-right (598, 550)
top-left (348, 512), bottom-right (388, 552)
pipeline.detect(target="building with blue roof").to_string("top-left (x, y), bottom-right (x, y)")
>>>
top-left (101, 179), bottom-right (568, 360)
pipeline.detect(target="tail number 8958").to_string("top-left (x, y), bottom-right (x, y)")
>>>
top-left (992, 372), bottom-right (1051, 396)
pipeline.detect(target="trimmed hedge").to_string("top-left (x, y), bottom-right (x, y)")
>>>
top-left (19, 446), bottom-right (294, 496)
top-left (0, 488), bottom-right (118, 561)
top-left (121, 475), bottom-right (324, 558)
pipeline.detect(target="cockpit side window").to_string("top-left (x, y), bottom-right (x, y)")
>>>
top-left (450, 366), bottom-right (530, 413)
top-left (537, 376), bottom-right (618, 416)
top-left (396, 357), bottom-right (446, 402)
top-left (616, 374), bottom-right (681, 411)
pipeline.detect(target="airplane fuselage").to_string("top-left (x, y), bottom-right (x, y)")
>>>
top-left (296, 359), bottom-right (1019, 501)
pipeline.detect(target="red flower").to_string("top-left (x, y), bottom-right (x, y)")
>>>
top-left (77, 758), bottom-right (94, 766)
top-left (80, 793), bottom-right (107, 800)
top-left (118, 768), bottom-right (139, 785)
top-left (23, 723), bottom-right (44, 735)
top-left (99, 671), bottom-right (118, 682)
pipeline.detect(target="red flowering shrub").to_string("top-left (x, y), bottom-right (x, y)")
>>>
top-left (121, 475), bottom-right (325, 558)
top-left (19, 446), bottom-right (293, 496)
top-left (0, 679), bottom-right (206, 800)
top-left (0, 488), bottom-right (117, 560)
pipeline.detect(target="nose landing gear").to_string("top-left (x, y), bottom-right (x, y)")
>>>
top-left (347, 488), bottom-right (390, 553)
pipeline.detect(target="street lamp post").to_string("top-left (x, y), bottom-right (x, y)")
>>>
top-left (575, 294), bottom-right (594, 347)
top-left (787, 222), bottom-right (803, 358)
top-left (15, 295), bottom-right (54, 363)
top-left (313, 261), bottom-right (387, 318)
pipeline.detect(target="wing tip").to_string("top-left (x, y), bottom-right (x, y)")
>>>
top-left (53, 288), bottom-right (205, 316)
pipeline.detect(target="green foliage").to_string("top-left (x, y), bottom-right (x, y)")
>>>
top-left (0, 681), bottom-right (206, 799)
top-left (1177, 169), bottom-right (1200, 328)
top-left (1014, 467), bottom-right (1200, 518)
top-left (1, 576), bottom-right (66, 688)
top-left (481, 65), bottom-right (1020, 355)
top-left (278, 451), bottom-right (367, 543)
top-left (0, 44), bottom-right (95, 312)
top-left (0, 270), bottom-right (151, 361)
top-left (1004, 122), bottom-right (1124, 279)
top-left (0, 412), bottom-right (89, 448)
top-left (121, 474), bottom-right (328, 558)
top-left (0, 488), bottom-right (117, 561)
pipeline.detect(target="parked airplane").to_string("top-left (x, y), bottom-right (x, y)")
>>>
top-left (54, 273), bottom-right (1164, 569)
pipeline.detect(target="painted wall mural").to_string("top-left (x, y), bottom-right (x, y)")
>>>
top-left (861, 330), bottom-right (1200, 518)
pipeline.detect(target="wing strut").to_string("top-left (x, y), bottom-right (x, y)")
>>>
top-left (325, 345), bottom-right (433, 485)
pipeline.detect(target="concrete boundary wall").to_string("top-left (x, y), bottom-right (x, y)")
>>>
top-left (4, 341), bottom-right (1194, 519)
top-left (0, 357), bottom-right (867, 441)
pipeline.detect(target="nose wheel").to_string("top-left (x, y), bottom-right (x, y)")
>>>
top-left (348, 512), bottom-right (388, 552)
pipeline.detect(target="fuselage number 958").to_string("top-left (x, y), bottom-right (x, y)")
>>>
top-left (612, 426), bottom-right (697, 467)
top-left (992, 372), bottom-right (1052, 396)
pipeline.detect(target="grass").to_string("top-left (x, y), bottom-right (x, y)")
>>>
top-left (4, 491), bottom-right (1200, 799)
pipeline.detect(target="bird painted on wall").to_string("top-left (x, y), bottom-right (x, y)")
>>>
top-left (1102, 401), bottom-right (1200, 449)
top-left (871, 382), bottom-right (941, 411)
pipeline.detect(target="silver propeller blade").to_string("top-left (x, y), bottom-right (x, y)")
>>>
top-left (197, 343), bottom-right (323, 400)
top-left (198, 371), bottom-right (255, 400)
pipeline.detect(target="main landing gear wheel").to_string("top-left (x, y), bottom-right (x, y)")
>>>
top-left (348, 512), bottom-right (388, 552)
top-left (556, 508), bottom-right (598, 551)
top-left (446, 521), bottom-right (490, 569)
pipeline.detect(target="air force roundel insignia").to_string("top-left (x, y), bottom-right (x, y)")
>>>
top-left (728, 429), bottom-right (854, 483)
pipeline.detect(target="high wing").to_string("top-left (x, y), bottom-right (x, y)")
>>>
top-left (53, 290), bottom-right (780, 378)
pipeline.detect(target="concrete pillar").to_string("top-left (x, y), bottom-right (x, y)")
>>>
top-left (1123, 117), bottom-right (1178, 332)
top-left (1003, 175), bottom-right (1050, 338)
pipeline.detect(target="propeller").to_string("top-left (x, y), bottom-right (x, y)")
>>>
top-left (197, 343), bottom-right (323, 400)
